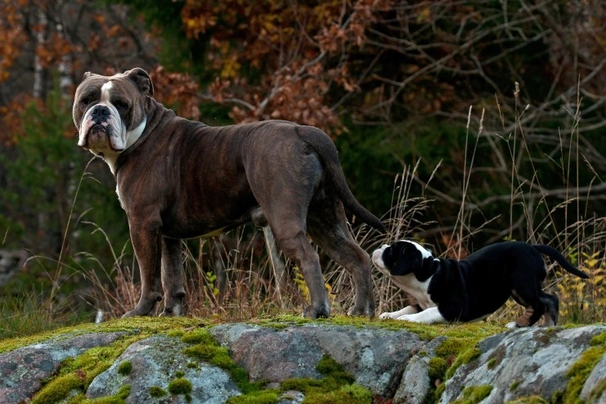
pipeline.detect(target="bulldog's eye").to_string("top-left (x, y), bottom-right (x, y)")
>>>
top-left (114, 100), bottom-right (129, 111)
top-left (79, 97), bottom-right (90, 107)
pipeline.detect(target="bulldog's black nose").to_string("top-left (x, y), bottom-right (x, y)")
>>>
top-left (91, 105), bottom-right (110, 123)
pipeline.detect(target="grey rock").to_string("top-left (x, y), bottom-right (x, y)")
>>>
top-left (394, 337), bottom-right (446, 404)
top-left (581, 353), bottom-right (606, 403)
top-left (439, 325), bottom-right (606, 404)
top-left (2, 322), bottom-right (604, 403)
top-left (86, 334), bottom-right (241, 403)
top-left (0, 331), bottom-right (128, 404)
top-left (209, 322), bottom-right (422, 397)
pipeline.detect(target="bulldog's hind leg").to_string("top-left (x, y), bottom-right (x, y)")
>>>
top-left (247, 142), bottom-right (330, 319)
top-left (253, 189), bottom-right (330, 318)
top-left (307, 203), bottom-right (375, 317)
top-left (271, 220), bottom-right (330, 318)
top-left (160, 237), bottom-right (186, 316)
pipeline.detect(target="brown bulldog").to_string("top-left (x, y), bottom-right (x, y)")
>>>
top-left (72, 67), bottom-right (385, 319)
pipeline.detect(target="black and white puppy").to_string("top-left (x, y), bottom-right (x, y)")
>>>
top-left (372, 240), bottom-right (589, 328)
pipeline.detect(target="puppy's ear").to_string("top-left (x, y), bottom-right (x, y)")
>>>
top-left (125, 67), bottom-right (154, 97)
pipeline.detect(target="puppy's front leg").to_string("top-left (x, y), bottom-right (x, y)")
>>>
top-left (394, 307), bottom-right (447, 324)
top-left (379, 305), bottom-right (420, 320)
top-left (123, 221), bottom-right (163, 317)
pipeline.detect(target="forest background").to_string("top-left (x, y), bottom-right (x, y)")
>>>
top-left (0, 0), bottom-right (605, 337)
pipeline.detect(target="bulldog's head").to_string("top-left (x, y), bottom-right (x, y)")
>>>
top-left (72, 67), bottom-right (153, 170)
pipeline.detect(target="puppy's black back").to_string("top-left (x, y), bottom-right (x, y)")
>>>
top-left (429, 242), bottom-right (547, 322)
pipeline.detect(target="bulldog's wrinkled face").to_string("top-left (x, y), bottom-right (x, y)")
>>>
top-left (372, 240), bottom-right (433, 276)
top-left (72, 68), bottom-right (153, 171)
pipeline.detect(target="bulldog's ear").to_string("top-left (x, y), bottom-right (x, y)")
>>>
top-left (83, 71), bottom-right (93, 79)
top-left (125, 67), bottom-right (154, 97)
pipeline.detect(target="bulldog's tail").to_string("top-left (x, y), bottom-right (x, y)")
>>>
top-left (532, 245), bottom-right (589, 279)
top-left (297, 126), bottom-right (386, 233)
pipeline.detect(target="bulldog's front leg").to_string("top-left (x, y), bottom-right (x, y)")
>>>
top-left (122, 222), bottom-right (163, 317)
top-left (160, 237), bottom-right (186, 316)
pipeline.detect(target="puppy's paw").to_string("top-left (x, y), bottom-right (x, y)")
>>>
top-left (505, 321), bottom-right (520, 329)
top-left (379, 312), bottom-right (395, 320)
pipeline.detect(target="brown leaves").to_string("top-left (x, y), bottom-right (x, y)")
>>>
top-left (177, 0), bottom-right (401, 135)
top-left (150, 67), bottom-right (201, 120)
top-left (0, 1), bottom-right (27, 82)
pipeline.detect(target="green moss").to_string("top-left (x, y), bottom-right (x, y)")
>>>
top-left (168, 377), bottom-right (193, 395)
top-left (589, 378), bottom-right (606, 403)
top-left (181, 328), bottom-right (217, 345)
top-left (31, 374), bottom-right (83, 404)
top-left (506, 395), bottom-right (549, 404)
top-left (254, 315), bottom-right (504, 341)
top-left (303, 383), bottom-right (372, 404)
top-left (446, 347), bottom-right (482, 379)
top-left (149, 386), bottom-right (167, 398)
top-left (316, 354), bottom-right (354, 384)
top-left (116, 385), bottom-right (130, 399)
top-left (80, 396), bottom-right (127, 403)
top-left (175, 370), bottom-right (185, 378)
top-left (428, 357), bottom-right (448, 382)
top-left (166, 329), bottom-right (185, 338)
top-left (117, 361), bottom-right (132, 376)
top-left (510, 380), bottom-right (521, 391)
top-left (562, 331), bottom-right (606, 403)
top-left (487, 358), bottom-right (496, 369)
top-left (452, 385), bottom-right (492, 404)
top-left (227, 390), bottom-right (280, 404)
top-left (274, 354), bottom-right (371, 404)
top-left (182, 328), bottom-right (263, 395)
top-left (590, 331), bottom-right (606, 346)
top-left (81, 384), bottom-right (130, 403)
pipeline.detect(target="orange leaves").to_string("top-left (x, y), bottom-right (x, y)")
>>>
top-left (0, 1), bottom-right (26, 82)
top-left (150, 67), bottom-right (201, 120)
top-left (35, 33), bottom-right (74, 69)
top-left (0, 94), bottom-right (37, 145)
top-left (177, 0), bottom-right (403, 134)
top-left (226, 61), bottom-right (341, 135)
top-left (181, 0), bottom-right (216, 39)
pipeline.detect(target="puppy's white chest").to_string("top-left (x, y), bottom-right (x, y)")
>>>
top-left (390, 274), bottom-right (435, 309)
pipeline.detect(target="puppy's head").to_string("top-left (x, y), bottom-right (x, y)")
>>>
top-left (72, 68), bottom-right (152, 162)
top-left (372, 240), bottom-right (433, 276)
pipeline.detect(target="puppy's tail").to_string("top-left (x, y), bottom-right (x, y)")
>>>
top-left (296, 125), bottom-right (386, 233)
top-left (531, 245), bottom-right (590, 279)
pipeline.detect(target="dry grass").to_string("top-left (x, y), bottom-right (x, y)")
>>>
top-left (80, 150), bottom-right (605, 325)
top-left (4, 89), bottom-right (604, 338)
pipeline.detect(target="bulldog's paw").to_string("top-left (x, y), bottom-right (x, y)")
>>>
top-left (303, 303), bottom-right (331, 319)
top-left (159, 304), bottom-right (183, 317)
top-left (347, 303), bottom-right (375, 318)
top-left (122, 293), bottom-right (162, 318)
